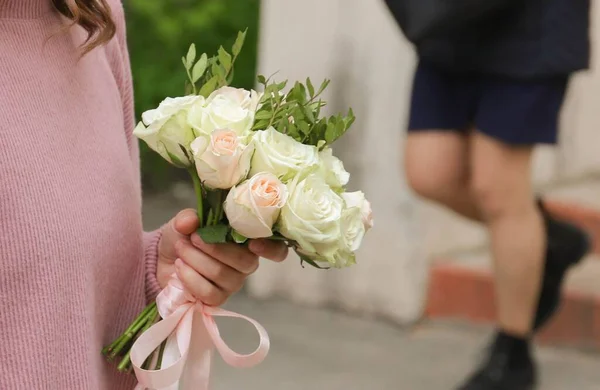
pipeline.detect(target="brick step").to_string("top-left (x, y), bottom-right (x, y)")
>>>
top-left (425, 199), bottom-right (600, 349)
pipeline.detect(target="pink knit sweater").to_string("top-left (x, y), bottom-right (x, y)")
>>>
top-left (0, 1), bottom-right (163, 388)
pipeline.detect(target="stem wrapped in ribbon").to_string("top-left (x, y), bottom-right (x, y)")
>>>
top-left (130, 275), bottom-right (270, 390)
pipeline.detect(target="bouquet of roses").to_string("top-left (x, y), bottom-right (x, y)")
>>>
top-left (102, 30), bottom-right (373, 389)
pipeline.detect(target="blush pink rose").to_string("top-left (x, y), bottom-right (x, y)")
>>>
top-left (224, 172), bottom-right (288, 239)
top-left (190, 129), bottom-right (254, 189)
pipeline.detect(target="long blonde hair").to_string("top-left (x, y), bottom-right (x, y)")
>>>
top-left (52, 0), bottom-right (116, 55)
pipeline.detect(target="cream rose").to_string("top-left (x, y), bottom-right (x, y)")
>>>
top-left (297, 205), bottom-right (364, 268)
top-left (187, 88), bottom-right (255, 137)
top-left (224, 172), bottom-right (288, 239)
top-left (339, 205), bottom-right (366, 252)
top-left (318, 147), bottom-right (350, 189)
top-left (190, 129), bottom-right (254, 190)
top-left (206, 86), bottom-right (262, 111)
top-left (278, 173), bottom-right (343, 258)
top-left (250, 127), bottom-right (320, 182)
top-left (133, 95), bottom-right (202, 167)
top-left (341, 191), bottom-right (374, 231)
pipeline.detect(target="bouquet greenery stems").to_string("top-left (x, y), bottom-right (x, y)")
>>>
top-left (102, 302), bottom-right (159, 372)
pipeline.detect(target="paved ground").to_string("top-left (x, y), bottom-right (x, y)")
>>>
top-left (143, 189), bottom-right (600, 390)
top-left (208, 296), bottom-right (600, 390)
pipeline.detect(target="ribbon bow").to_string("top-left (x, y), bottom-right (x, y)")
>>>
top-left (131, 275), bottom-right (270, 390)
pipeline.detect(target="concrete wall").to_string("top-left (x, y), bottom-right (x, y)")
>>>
top-left (247, 0), bottom-right (600, 324)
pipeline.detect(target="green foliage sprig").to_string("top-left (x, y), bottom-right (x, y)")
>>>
top-left (181, 30), bottom-right (247, 97)
top-left (252, 76), bottom-right (355, 147)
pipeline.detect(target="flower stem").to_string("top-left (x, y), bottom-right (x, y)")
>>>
top-left (188, 168), bottom-right (204, 227)
top-left (117, 306), bottom-right (158, 372)
top-left (155, 340), bottom-right (167, 370)
top-left (214, 190), bottom-right (224, 224)
top-left (117, 350), bottom-right (132, 372)
top-left (109, 304), bottom-right (157, 360)
top-left (103, 303), bottom-right (156, 358)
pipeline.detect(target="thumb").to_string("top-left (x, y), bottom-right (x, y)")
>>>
top-left (171, 208), bottom-right (200, 236)
top-left (160, 209), bottom-right (200, 260)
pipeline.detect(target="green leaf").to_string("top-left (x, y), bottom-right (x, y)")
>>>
top-left (186, 44), bottom-right (196, 68)
top-left (325, 121), bottom-right (336, 144)
top-left (191, 53), bottom-right (208, 83)
top-left (232, 29), bottom-right (247, 58)
top-left (218, 46), bottom-right (232, 71)
top-left (306, 78), bottom-right (315, 98)
top-left (252, 119), bottom-right (270, 131)
top-left (298, 254), bottom-right (330, 270)
top-left (287, 82), bottom-right (306, 104)
top-left (165, 149), bottom-right (186, 168)
top-left (286, 122), bottom-right (298, 137)
top-left (302, 106), bottom-right (315, 124)
top-left (322, 114), bottom-right (349, 145)
top-left (298, 120), bottom-right (310, 135)
top-left (184, 81), bottom-right (193, 95)
top-left (315, 99), bottom-right (324, 117)
top-left (297, 82), bottom-right (307, 102)
top-left (226, 68), bottom-right (235, 85)
top-left (344, 107), bottom-right (356, 128)
top-left (212, 61), bottom-right (226, 82)
top-left (276, 81), bottom-right (288, 91)
top-left (257, 75), bottom-right (267, 85)
top-left (197, 224), bottom-right (229, 244)
top-left (199, 75), bottom-right (219, 97)
top-left (231, 230), bottom-right (248, 244)
top-left (181, 57), bottom-right (188, 70)
top-left (317, 79), bottom-right (331, 96)
top-left (264, 83), bottom-right (279, 96)
top-left (255, 110), bottom-right (273, 120)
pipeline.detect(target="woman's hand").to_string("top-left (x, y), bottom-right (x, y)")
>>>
top-left (156, 209), bottom-right (288, 306)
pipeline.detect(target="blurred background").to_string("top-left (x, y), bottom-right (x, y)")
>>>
top-left (132, 0), bottom-right (600, 388)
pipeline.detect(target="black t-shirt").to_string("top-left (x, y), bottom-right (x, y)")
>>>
top-left (385, 0), bottom-right (591, 79)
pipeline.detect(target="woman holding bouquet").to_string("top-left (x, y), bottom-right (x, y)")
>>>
top-left (385, 0), bottom-right (591, 389)
top-left (0, 1), bottom-right (288, 389)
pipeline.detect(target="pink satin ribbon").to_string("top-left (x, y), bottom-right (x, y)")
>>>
top-left (130, 275), bottom-right (270, 390)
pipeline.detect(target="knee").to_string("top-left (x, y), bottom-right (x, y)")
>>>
top-left (405, 164), bottom-right (463, 203)
top-left (470, 178), bottom-right (523, 221)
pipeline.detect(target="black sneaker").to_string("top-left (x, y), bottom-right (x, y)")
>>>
top-left (533, 201), bottom-right (591, 330)
top-left (456, 333), bottom-right (537, 390)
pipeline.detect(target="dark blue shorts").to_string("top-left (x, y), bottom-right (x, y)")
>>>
top-left (408, 62), bottom-right (569, 145)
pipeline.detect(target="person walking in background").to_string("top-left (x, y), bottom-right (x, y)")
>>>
top-left (384, 0), bottom-right (592, 389)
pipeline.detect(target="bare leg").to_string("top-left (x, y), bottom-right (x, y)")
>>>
top-left (404, 131), bottom-right (481, 220)
top-left (470, 132), bottom-right (544, 335)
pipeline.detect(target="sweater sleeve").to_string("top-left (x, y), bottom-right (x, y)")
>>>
top-left (110, 0), bottom-right (163, 302)
top-left (143, 230), bottom-right (164, 300)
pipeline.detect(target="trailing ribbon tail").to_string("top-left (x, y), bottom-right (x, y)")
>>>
top-left (130, 275), bottom-right (270, 390)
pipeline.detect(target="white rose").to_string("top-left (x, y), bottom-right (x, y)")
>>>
top-left (339, 205), bottom-right (366, 252)
top-left (250, 127), bottom-right (320, 182)
top-left (224, 172), bottom-right (288, 239)
top-left (319, 147), bottom-right (350, 189)
top-left (187, 88), bottom-right (255, 137)
top-left (133, 95), bottom-right (202, 167)
top-left (298, 205), bottom-right (364, 268)
top-left (341, 191), bottom-right (374, 231)
top-left (206, 86), bottom-right (262, 112)
top-left (190, 129), bottom-right (254, 190)
top-left (278, 173), bottom-right (343, 259)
